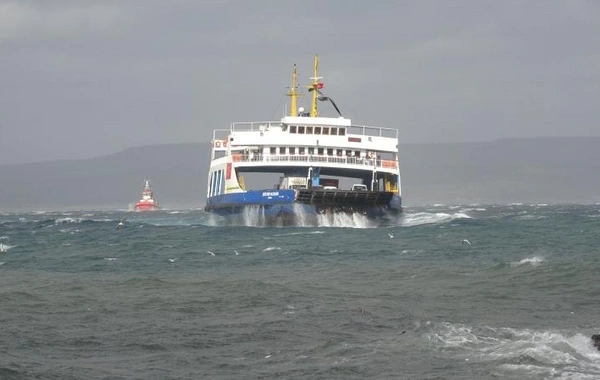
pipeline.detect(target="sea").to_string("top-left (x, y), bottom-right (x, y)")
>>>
top-left (1, 203), bottom-right (600, 380)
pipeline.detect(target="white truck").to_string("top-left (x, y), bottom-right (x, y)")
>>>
top-left (351, 184), bottom-right (368, 191)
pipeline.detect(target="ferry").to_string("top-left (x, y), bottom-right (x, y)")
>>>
top-left (204, 56), bottom-right (401, 223)
top-left (134, 179), bottom-right (160, 211)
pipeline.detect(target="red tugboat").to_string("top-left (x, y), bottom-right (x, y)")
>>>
top-left (134, 179), bottom-right (160, 211)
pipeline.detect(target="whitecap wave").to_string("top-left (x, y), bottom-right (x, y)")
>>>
top-left (274, 231), bottom-right (326, 237)
top-left (424, 322), bottom-right (600, 379)
top-left (517, 214), bottom-right (548, 220)
top-left (313, 210), bottom-right (377, 228)
top-left (511, 256), bottom-right (544, 267)
top-left (401, 212), bottom-right (472, 227)
top-left (460, 207), bottom-right (487, 212)
top-left (0, 243), bottom-right (13, 252)
top-left (54, 217), bottom-right (83, 225)
top-left (263, 246), bottom-right (282, 252)
top-left (223, 204), bottom-right (380, 228)
top-left (400, 249), bottom-right (422, 255)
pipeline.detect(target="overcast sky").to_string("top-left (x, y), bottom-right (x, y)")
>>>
top-left (1, 0), bottom-right (599, 165)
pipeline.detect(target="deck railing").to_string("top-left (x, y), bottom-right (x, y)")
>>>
top-left (226, 121), bottom-right (398, 139)
top-left (231, 153), bottom-right (398, 170)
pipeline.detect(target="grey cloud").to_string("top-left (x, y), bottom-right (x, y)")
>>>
top-left (1, 0), bottom-right (599, 165)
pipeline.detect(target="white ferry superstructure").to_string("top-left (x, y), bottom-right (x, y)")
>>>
top-left (204, 56), bottom-right (401, 222)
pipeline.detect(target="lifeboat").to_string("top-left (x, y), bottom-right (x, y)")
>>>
top-left (134, 179), bottom-right (160, 211)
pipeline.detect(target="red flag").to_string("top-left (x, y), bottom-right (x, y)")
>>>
top-left (317, 82), bottom-right (324, 89)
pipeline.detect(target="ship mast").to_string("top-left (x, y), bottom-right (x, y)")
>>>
top-left (309, 54), bottom-right (322, 117)
top-left (286, 64), bottom-right (300, 117)
top-left (143, 179), bottom-right (153, 198)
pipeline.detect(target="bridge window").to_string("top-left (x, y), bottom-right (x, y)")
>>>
top-left (308, 147), bottom-right (314, 155)
top-left (322, 127), bottom-right (329, 135)
top-left (212, 170), bottom-right (223, 196)
top-left (298, 126), bottom-right (305, 134)
top-left (315, 127), bottom-right (321, 134)
top-left (306, 126), bottom-right (313, 134)
top-left (299, 147), bottom-right (305, 155)
top-left (218, 170), bottom-right (224, 195)
top-left (290, 125), bottom-right (297, 133)
top-left (270, 147), bottom-right (276, 155)
top-left (339, 128), bottom-right (346, 136)
top-left (330, 128), bottom-right (337, 136)
top-left (290, 147), bottom-right (296, 155)
top-left (217, 170), bottom-right (221, 195)
top-left (327, 148), bottom-right (333, 156)
top-left (318, 147), bottom-right (324, 155)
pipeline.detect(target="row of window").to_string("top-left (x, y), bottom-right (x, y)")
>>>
top-left (208, 169), bottom-right (225, 197)
top-left (287, 125), bottom-right (346, 136)
top-left (268, 147), bottom-right (372, 158)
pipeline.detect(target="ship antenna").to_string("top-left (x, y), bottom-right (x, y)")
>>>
top-left (286, 64), bottom-right (301, 117)
top-left (309, 54), bottom-right (322, 117)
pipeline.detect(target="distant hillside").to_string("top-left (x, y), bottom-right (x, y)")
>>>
top-left (402, 137), bottom-right (600, 205)
top-left (0, 143), bottom-right (208, 211)
top-left (1, 137), bottom-right (600, 211)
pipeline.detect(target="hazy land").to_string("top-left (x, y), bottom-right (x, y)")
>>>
top-left (1, 137), bottom-right (599, 211)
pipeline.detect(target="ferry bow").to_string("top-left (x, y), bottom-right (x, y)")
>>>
top-left (204, 56), bottom-right (401, 223)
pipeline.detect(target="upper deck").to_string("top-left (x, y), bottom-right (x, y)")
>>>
top-left (211, 117), bottom-right (398, 153)
top-left (207, 56), bottom-right (400, 177)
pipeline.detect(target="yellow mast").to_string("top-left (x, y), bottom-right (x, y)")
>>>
top-left (309, 54), bottom-right (321, 117)
top-left (286, 64), bottom-right (300, 117)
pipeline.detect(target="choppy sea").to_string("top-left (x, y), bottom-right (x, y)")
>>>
top-left (1, 204), bottom-right (600, 379)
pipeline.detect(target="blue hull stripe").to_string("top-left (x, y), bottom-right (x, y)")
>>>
top-left (206, 190), bottom-right (297, 209)
top-left (206, 190), bottom-right (401, 215)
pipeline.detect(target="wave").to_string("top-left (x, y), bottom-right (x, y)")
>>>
top-left (206, 205), bottom-right (380, 228)
top-left (55, 217), bottom-right (85, 224)
top-left (423, 322), bottom-right (600, 378)
top-left (9, 216), bottom-right (179, 230)
top-left (511, 256), bottom-right (544, 267)
top-left (516, 214), bottom-right (548, 220)
top-left (0, 243), bottom-right (14, 252)
top-left (460, 207), bottom-right (487, 212)
top-left (263, 246), bottom-right (282, 252)
top-left (26, 217), bottom-right (116, 228)
top-left (273, 231), bottom-right (326, 237)
top-left (400, 212), bottom-right (472, 227)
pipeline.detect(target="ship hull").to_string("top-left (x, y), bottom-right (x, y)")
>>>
top-left (205, 189), bottom-right (401, 225)
top-left (134, 202), bottom-right (160, 211)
